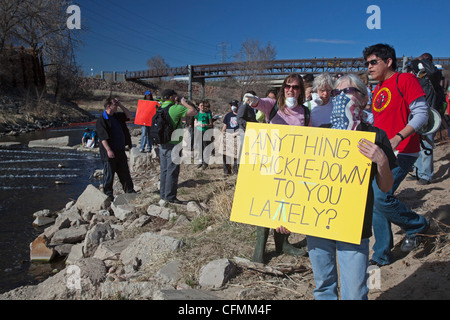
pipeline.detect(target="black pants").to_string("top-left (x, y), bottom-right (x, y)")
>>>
top-left (102, 150), bottom-right (134, 198)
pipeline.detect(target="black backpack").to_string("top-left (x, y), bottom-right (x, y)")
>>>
top-left (419, 59), bottom-right (445, 114)
top-left (149, 103), bottom-right (176, 145)
top-left (268, 102), bottom-right (310, 126)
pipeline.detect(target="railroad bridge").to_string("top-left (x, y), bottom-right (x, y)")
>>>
top-left (125, 57), bottom-right (450, 98)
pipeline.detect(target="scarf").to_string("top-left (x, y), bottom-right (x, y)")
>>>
top-left (330, 92), bottom-right (366, 130)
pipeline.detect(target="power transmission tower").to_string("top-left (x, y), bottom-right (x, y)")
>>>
top-left (216, 42), bottom-right (231, 63)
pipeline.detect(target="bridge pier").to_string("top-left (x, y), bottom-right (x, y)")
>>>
top-left (188, 64), bottom-right (205, 100)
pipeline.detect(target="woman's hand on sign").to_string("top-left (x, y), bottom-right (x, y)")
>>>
top-left (357, 138), bottom-right (388, 165)
top-left (276, 226), bottom-right (291, 234)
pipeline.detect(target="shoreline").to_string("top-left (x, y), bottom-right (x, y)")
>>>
top-left (1, 136), bottom-right (449, 300)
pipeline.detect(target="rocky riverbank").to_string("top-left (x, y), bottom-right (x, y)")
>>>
top-left (0, 87), bottom-right (94, 136)
top-left (1, 133), bottom-right (449, 300)
top-left (0, 147), bottom-right (253, 300)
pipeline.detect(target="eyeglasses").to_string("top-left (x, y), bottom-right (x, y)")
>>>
top-left (331, 87), bottom-right (363, 97)
top-left (364, 59), bottom-right (383, 68)
top-left (285, 84), bottom-right (301, 90)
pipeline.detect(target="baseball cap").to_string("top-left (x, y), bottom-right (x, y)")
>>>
top-left (161, 89), bottom-right (177, 99)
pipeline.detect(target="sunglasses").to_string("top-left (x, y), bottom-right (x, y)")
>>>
top-left (331, 87), bottom-right (363, 97)
top-left (285, 84), bottom-right (301, 90)
top-left (364, 59), bottom-right (383, 68)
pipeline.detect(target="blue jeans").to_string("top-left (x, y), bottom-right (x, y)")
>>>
top-left (371, 154), bottom-right (429, 265)
top-left (414, 133), bottom-right (435, 182)
top-left (140, 126), bottom-right (152, 152)
top-left (307, 236), bottom-right (370, 300)
top-left (159, 143), bottom-right (180, 201)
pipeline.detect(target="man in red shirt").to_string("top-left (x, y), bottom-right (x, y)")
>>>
top-left (363, 44), bottom-right (430, 266)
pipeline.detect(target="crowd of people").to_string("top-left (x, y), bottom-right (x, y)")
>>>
top-left (94, 43), bottom-right (447, 300)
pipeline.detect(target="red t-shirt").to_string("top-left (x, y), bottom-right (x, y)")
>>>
top-left (372, 72), bottom-right (425, 153)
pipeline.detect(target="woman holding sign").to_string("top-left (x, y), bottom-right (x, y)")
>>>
top-left (243, 73), bottom-right (310, 263)
top-left (277, 74), bottom-right (396, 300)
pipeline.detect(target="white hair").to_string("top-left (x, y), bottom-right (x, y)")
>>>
top-left (313, 73), bottom-right (334, 91)
top-left (334, 73), bottom-right (369, 105)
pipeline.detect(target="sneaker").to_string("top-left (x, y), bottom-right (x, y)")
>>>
top-left (197, 163), bottom-right (203, 169)
top-left (400, 236), bottom-right (419, 252)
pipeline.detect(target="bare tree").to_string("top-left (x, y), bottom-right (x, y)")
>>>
top-left (234, 39), bottom-right (277, 96)
top-left (0, 0), bottom-right (82, 98)
top-left (147, 55), bottom-right (170, 71)
top-left (0, 0), bottom-right (21, 53)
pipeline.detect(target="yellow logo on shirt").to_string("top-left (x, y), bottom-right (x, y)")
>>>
top-left (373, 88), bottom-right (391, 113)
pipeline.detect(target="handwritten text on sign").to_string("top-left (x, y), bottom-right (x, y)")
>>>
top-left (230, 123), bottom-right (376, 244)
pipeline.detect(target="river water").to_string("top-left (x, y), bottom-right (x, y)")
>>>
top-left (0, 124), bottom-right (104, 294)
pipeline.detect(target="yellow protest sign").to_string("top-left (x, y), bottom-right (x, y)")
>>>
top-left (230, 123), bottom-right (376, 245)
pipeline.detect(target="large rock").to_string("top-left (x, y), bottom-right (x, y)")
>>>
top-left (50, 225), bottom-right (88, 245)
top-left (93, 238), bottom-right (133, 264)
top-left (28, 136), bottom-right (70, 148)
top-left (42, 206), bottom-right (81, 239)
top-left (111, 203), bottom-right (135, 221)
top-left (76, 184), bottom-right (111, 221)
top-left (147, 204), bottom-right (177, 221)
top-left (129, 147), bottom-right (157, 172)
top-left (157, 259), bottom-right (182, 284)
top-left (30, 235), bottom-right (55, 262)
top-left (66, 243), bottom-right (84, 265)
top-left (111, 193), bottom-right (138, 221)
top-left (2, 259), bottom-right (106, 300)
top-left (83, 222), bottom-right (117, 257)
top-left (198, 259), bottom-right (237, 289)
top-left (32, 216), bottom-right (55, 227)
top-left (120, 232), bottom-right (184, 274)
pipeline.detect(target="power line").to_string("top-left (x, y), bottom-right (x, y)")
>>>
top-left (82, 2), bottom-right (217, 62)
top-left (107, 0), bottom-right (217, 50)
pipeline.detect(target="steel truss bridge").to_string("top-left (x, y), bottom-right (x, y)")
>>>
top-left (126, 57), bottom-right (450, 81)
top-left (125, 57), bottom-right (450, 98)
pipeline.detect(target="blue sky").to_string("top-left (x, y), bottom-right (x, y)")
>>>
top-left (73, 0), bottom-right (450, 76)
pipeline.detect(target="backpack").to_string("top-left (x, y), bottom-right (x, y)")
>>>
top-left (411, 59), bottom-right (445, 114)
top-left (268, 102), bottom-right (310, 126)
top-left (396, 73), bottom-right (440, 155)
top-left (149, 103), bottom-right (176, 145)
